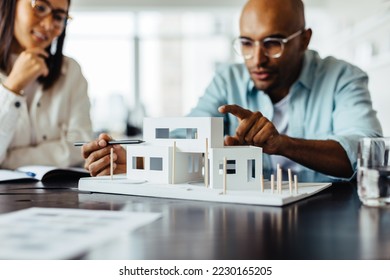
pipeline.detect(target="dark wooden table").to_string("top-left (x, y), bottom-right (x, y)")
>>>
top-left (1, 176), bottom-right (389, 259)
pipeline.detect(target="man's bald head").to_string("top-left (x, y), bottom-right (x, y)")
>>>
top-left (240, 0), bottom-right (306, 33)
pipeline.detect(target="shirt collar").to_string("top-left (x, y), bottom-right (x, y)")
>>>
top-left (296, 50), bottom-right (315, 91)
top-left (247, 77), bottom-right (256, 94)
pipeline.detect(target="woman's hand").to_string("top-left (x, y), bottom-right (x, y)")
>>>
top-left (3, 48), bottom-right (49, 94)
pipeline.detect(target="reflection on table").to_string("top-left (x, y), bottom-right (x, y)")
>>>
top-left (1, 173), bottom-right (390, 259)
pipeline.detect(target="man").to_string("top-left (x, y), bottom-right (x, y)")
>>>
top-left (82, 0), bottom-right (382, 179)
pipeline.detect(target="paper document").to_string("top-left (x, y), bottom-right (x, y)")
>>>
top-left (0, 207), bottom-right (161, 259)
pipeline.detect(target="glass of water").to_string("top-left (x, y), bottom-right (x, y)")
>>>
top-left (357, 137), bottom-right (390, 207)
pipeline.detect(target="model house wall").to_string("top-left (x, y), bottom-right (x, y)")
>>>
top-left (126, 117), bottom-right (263, 189)
top-left (209, 146), bottom-right (262, 190)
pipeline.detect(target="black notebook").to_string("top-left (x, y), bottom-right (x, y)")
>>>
top-left (0, 165), bottom-right (90, 182)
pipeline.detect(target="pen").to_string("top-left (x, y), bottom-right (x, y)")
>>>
top-left (25, 171), bottom-right (36, 177)
top-left (73, 139), bottom-right (144, 146)
top-left (15, 170), bottom-right (36, 177)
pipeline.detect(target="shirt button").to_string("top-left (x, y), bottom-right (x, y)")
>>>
top-left (15, 101), bottom-right (21, 108)
top-left (37, 102), bottom-right (41, 107)
top-left (43, 135), bottom-right (47, 140)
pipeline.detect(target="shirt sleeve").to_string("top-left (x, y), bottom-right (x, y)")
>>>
top-left (0, 85), bottom-right (25, 165)
top-left (327, 65), bottom-right (383, 176)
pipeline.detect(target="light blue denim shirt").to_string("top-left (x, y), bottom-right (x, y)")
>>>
top-left (187, 50), bottom-right (383, 180)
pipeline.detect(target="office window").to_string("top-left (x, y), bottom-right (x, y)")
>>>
top-left (138, 12), bottom-right (235, 118)
top-left (65, 10), bottom-right (238, 135)
top-left (64, 12), bottom-right (134, 135)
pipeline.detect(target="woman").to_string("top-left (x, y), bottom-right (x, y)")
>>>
top-left (0, 0), bottom-right (92, 169)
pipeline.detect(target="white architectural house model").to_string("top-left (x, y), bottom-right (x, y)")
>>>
top-left (78, 117), bottom-right (331, 206)
top-left (126, 117), bottom-right (262, 190)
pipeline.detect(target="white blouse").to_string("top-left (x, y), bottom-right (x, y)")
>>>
top-left (0, 56), bottom-right (93, 169)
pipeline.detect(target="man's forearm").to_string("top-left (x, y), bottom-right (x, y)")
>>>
top-left (278, 136), bottom-right (354, 178)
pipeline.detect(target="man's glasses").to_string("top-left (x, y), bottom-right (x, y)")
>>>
top-left (31, 0), bottom-right (72, 30)
top-left (232, 29), bottom-right (305, 59)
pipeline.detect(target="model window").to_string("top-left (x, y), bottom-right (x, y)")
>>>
top-left (219, 159), bottom-right (236, 175)
top-left (156, 128), bottom-right (169, 139)
top-left (132, 157), bottom-right (145, 169)
top-left (247, 159), bottom-right (256, 181)
top-left (150, 157), bottom-right (163, 171)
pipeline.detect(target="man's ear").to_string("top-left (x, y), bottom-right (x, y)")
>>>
top-left (301, 28), bottom-right (312, 50)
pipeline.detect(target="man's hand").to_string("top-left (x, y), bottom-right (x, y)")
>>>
top-left (81, 133), bottom-right (127, 176)
top-left (219, 104), bottom-right (353, 178)
top-left (218, 104), bottom-right (283, 154)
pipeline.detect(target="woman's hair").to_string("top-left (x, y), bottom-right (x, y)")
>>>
top-left (0, 0), bottom-right (71, 90)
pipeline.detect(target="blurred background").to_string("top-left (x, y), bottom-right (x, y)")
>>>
top-left (64, 0), bottom-right (390, 137)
